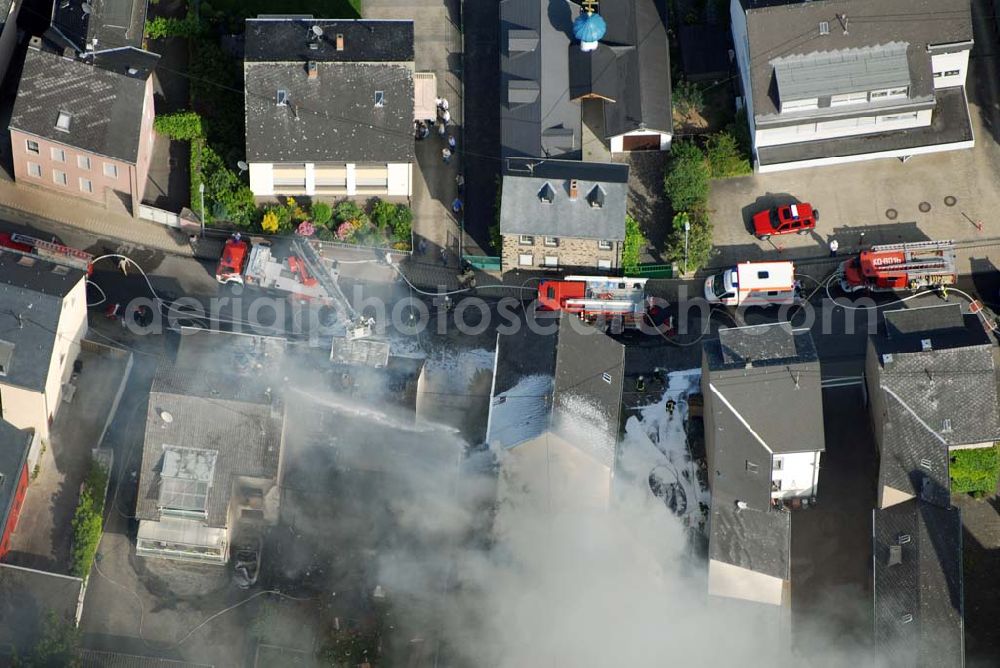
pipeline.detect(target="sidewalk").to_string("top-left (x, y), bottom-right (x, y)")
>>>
top-left (0, 178), bottom-right (196, 255)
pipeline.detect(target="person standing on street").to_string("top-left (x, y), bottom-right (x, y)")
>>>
top-left (448, 135), bottom-right (457, 151)
top-left (442, 147), bottom-right (452, 164)
top-left (829, 238), bottom-right (839, 257)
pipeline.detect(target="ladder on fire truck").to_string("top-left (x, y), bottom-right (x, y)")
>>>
top-left (291, 237), bottom-right (367, 336)
top-left (867, 239), bottom-right (956, 272)
top-left (2, 233), bottom-right (93, 271)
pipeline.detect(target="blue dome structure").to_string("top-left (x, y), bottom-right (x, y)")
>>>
top-left (573, 12), bottom-right (607, 44)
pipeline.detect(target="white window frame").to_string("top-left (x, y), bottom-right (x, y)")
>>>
top-left (544, 255), bottom-right (559, 267)
top-left (79, 177), bottom-right (93, 193)
top-left (869, 87), bottom-right (908, 101)
top-left (598, 240), bottom-right (613, 251)
top-left (518, 234), bottom-right (534, 245)
top-left (543, 236), bottom-right (559, 247)
top-left (104, 162), bottom-right (119, 179)
top-left (77, 155), bottom-right (91, 170)
top-left (878, 112), bottom-right (918, 124)
top-left (25, 139), bottom-right (39, 155)
top-left (52, 170), bottom-right (67, 186)
top-left (597, 258), bottom-right (612, 270)
top-left (518, 253), bottom-right (533, 266)
top-left (830, 91), bottom-right (868, 107)
top-left (26, 162), bottom-right (41, 178)
top-left (780, 98), bottom-right (818, 112)
top-left (50, 147), bottom-right (65, 163)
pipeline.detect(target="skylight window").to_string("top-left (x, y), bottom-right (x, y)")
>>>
top-left (55, 111), bottom-right (72, 132)
top-left (374, 90), bottom-right (385, 107)
top-left (276, 89), bottom-right (289, 106)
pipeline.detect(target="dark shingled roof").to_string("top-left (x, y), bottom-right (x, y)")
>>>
top-left (244, 18), bottom-right (414, 63)
top-left (0, 253), bottom-right (85, 392)
top-left (487, 313), bottom-right (624, 467)
top-left (500, 0), bottom-right (671, 158)
top-left (0, 420), bottom-right (31, 537)
top-left (500, 158), bottom-right (629, 240)
top-left (871, 306), bottom-right (999, 449)
top-left (79, 650), bottom-right (214, 668)
top-left (10, 47), bottom-right (150, 163)
top-left (243, 18), bottom-right (414, 164)
top-left (51, 0), bottom-right (148, 52)
top-left (738, 0), bottom-right (972, 122)
top-left (877, 393), bottom-right (952, 509)
top-left (709, 501), bottom-right (791, 580)
top-left (873, 500), bottom-right (964, 668)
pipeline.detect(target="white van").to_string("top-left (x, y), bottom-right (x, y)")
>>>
top-left (704, 261), bottom-right (798, 307)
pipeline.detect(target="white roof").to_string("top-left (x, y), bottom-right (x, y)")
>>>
top-left (736, 262), bottom-right (795, 290)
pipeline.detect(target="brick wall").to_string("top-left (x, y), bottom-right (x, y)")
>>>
top-left (502, 235), bottom-right (620, 273)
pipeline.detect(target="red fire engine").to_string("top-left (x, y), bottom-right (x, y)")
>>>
top-left (0, 232), bottom-right (93, 274)
top-left (839, 240), bottom-right (957, 293)
top-left (538, 275), bottom-right (666, 329)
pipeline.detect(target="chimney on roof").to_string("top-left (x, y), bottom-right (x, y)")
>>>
top-left (569, 179), bottom-right (578, 200)
top-left (920, 338), bottom-right (933, 352)
top-left (307, 61), bottom-right (318, 80)
top-left (336, 33), bottom-right (345, 51)
top-left (888, 544), bottom-right (902, 566)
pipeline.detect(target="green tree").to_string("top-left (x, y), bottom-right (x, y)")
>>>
top-left (70, 460), bottom-right (108, 577)
top-left (310, 201), bottom-right (333, 227)
top-left (673, 79), bottom-right (704, 118)
top-left (153, 111), bottom-right (203, 141)
top-left (621, 215), bottom-right (648, 271)
top-left (706, 131), bottom-right (751, 178)
top-left (664, 141), bottom-right (710, 213)
top-left (666, 210), bottom-right (713, 274)
top-left (24, 612), bottom-right (80, 668)
top-left (334, 201), bottom-right (366, 224)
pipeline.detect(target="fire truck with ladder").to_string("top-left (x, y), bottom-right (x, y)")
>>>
top-left (0, 232), bottom-right (93, 274)
top-left (537, 275), bottom-right (670, 331)
top-left (838, 240), bottom-right (957, 293)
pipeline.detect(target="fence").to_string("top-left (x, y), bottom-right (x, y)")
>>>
top-left (464, 255), bottom-right (501, 271)
top-left (139, 204), bottom-right (182, 228)
top-left (628, 263), bottom-right (675, 278)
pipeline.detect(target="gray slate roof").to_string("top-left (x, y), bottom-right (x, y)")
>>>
top-left (0, 564), bottom-right (83, 654)
top-left (0, 253), bottom-right (85, 392)
top-left (136, 333), bottom-right (287, 528)
top-left (51, 0), bottom-right (148, 52)
top-left (739, 0), bottom-right (972, 121)
top-left (872, 307), bottom-right (999, 449)
top-left (244, 18), bottom-right (415, 164)
top-left (244, 18), bottom-right (414, 63)
top-left (500, 158), bottom-right (629, 240)
top-left (500, 0), bottom-right (671, 158)
top-left (0, 420), bottom-right (32, 536)
top-left (487, 313), bottom-right (624, 468)
top-left (873, 499), bottom-right (964, 668)
top-left (10, 47), bottom-right (150, 163)
top-left (877, 391), bottom-right (952, 509)
top-left (709, 501), bottom-right (791, 580)
top-left (79, 650), bottom-right (214, 668)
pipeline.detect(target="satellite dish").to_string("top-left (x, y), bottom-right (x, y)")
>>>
top-left (159, 410), bottom-right (174, 423)
top-left (81, 2), bottom-right (92, 14)
top-left (237, 160), bottom-right (249, 171)
top-left (311, 25), bottom-right (323, 37)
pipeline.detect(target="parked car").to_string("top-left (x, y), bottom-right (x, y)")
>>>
top-left (752, 202), bottom-right (818, 239)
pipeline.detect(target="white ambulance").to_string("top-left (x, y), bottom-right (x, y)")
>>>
top-left (704, 261), bottom-right (798, 307)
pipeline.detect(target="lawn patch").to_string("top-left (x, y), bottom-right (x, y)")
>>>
top-left (950, 444), bottom-right (999, 497)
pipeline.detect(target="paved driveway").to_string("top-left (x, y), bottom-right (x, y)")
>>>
top-left (708, 0), bottom-right (1000, 274)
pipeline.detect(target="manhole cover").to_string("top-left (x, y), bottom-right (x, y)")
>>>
top-left (944, 195), bottom-right (957, 207)
top-left (919, 201), bottom-right (932, 213)
top-left (885, 208), bottom-right (898, 220)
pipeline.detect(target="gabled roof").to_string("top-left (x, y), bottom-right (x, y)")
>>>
top-left (10, 47), bottom-right (151, 163)
top-left (244, 17), bottom-right (414, 63)
top-left (877, 393), bottom-right (952, 509)
top-left (873, 499), bottom-right (964, 668)
top-left (738, 0), bottom-right (972, 120)
top-left (499, 158), bottom-right (629, 240)
top-left (0, 253), bottom-right (85, 393)
top-left (0, 420), bottom-right (32, 534)
top-left (243, 18), bottom-right (415, 164)
top-left (709, 501), bottom-right (791, 580)
top-left (486, 313), bottom-right (625, 468)
top-left (871, 305), bottom-right (999, 448)
top-left (51, 0), bottom-right (149, 53)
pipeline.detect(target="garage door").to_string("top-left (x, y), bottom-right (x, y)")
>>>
top-left (622, 134), bottom-right (661, 151)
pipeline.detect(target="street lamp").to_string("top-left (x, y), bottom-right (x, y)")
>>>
top-left (683, 216), bottom-right (690, 275)
top-left (198, 181), bottom-right (205, 238)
